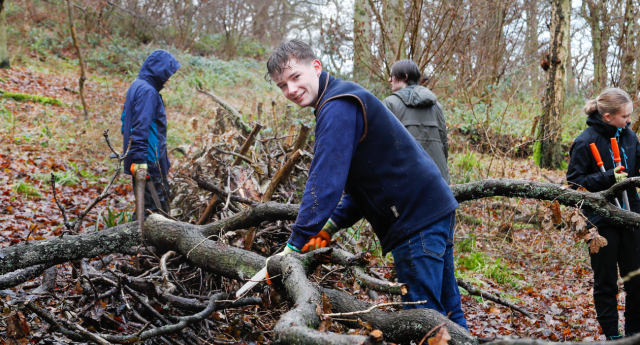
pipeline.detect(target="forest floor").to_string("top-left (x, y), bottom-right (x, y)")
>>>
top-left (0, 61), bottom-right (616, 342)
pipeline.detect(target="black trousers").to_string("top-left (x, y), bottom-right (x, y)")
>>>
top-left (131, 175), bottom-right (170, 219)
top-left (590, 227), bottom-right (640, 337)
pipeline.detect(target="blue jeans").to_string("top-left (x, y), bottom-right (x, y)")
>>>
top-left (391, 211), bottom-right (468, 330)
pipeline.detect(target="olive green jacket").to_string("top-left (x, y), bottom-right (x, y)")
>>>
top-left (382, 85), bottom-right (450, 184)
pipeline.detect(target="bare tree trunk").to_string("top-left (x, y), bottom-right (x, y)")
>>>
top-left (0, 0), bottom-right (9, 69)
top-left (585, 0), bottom-right (609, 89)
top-left (66, 0), bottom-right (89, 120)
top-left (525, 0), bottom-right (539, 88)
top-left (353, 0), bottom-right (371, 85)
top-left (536, 0), bottom-right (570, 169)
top-left (387, 0), bottom-right (405, 61)
top-left (619, 0), bottom-right (637, 91)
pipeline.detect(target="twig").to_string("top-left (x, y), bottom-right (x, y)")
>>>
top-left (456, 278), bottom-right (535, 319)
top-left (417, 321), bottom-right (448, 345)
top-left (622, 267), bottom-right (640, 283)
top-left (323, 300), bottom-right (428, 317)
top-left (197, 88), bottom-right (252, 134)
top-left (186, 234), bottom-right (219, 259)
top-left (193, 175), bottom-right (258, 206)
top-left (51, 173), bottom-right (71, 230)
top-left (212, 146), bottom-right (258, 167)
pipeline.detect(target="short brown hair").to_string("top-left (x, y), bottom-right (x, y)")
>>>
top-left (390, 60), bottom-right (421, 86)
top-left (583, 88), bottom-right (632, 118)
top-left (266, 40), bottom-right (318, 82)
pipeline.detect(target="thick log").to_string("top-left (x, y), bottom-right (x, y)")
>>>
top-left (485, 334), bottom-right (640, 345)
top-left (273, 253), bottom-right (373, 345)
top-left (322, 288), bottom-right (476, 345)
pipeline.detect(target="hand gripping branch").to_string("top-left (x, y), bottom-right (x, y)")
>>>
top-left (611, 138), bottom-right (630, 210)
top-left (590, 143), bottom-right (622, 208)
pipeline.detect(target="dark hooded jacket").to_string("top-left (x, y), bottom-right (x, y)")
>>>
top-left (567, 116), bottom-right (640, 229)
top-left (121, 50), bottom-right (181, 177)
top-left (382, 85), bottom-right (450, 184)
top-left (288, 72), bottom-right (458, 254)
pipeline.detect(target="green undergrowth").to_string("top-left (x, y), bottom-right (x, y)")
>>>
top-left (32, 170), bottom-right (81, 186)
top-left (12, 180), bottom-right (42, 199)
top-left (0, 90), bottom-right (65, 106)
top-left (455, 236), bottom-right (523, 289)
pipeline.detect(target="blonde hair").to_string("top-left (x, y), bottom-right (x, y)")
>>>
top-left (583, 88), bottom-right (632, 118)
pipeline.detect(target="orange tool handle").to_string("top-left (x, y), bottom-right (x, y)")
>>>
top-left (590, 144), bottom-right (604, 167)
top-left (611, 138), bottom-right (621, 163)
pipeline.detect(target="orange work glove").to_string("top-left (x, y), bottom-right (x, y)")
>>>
top-left (131, 163), bottom-right (148, 175)
top-left (301, 230), bottom-right (332, 253)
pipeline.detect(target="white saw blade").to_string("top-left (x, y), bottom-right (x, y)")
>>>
top-left (235, 266), bottom-right (267, 298)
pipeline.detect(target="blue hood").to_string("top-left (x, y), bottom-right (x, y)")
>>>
top-left (138, 50), bottom-right (181, 91)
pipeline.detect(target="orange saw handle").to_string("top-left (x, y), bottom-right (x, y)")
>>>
top-left (590, 144), bottom-right (604, 167)
top-left (611, 138), bottom-right (621, 164)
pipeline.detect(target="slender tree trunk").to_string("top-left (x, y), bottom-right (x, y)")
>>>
top-left (353, 0), bottom-right (371, 84)
top-left (536, 0), bottom-right (570, 169)
top-left (525, 0), bottom-right (538, 88)
top-left (66, 0), bottom-right (89, 120)
top-left (586, 0), bottom-right (609, 89)
top-left (0, 0), bottom-right (9, 69)
top-left (388, 0), bottom-right (405, 61)
top-left (619, 0), bottom-right (636, 91)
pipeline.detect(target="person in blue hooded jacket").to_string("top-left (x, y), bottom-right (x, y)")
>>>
top-left (264, 40), bottom-right (468, 330)
top-left (121, 50), bottom-right (181, 217)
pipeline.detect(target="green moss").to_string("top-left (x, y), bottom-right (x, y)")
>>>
top-left (533, 141), bottom-right (541, 166)
top-left (0, 89), bottom-right (65, 106)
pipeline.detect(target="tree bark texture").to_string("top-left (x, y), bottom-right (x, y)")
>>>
top-left (618, 0), bottom-right (637, 91)
top-left (66, 0), bottom-right (90, 120)
top-left (353, 0), bottom-right (372, 85)
top-left (583, 0), bottom-right (610, 89)
top-left (0, 0), bottom-right (9, 69)
top-left (537, 0), bottom-right (570, 169)
top-left (525, 0), bottom-right (538, 86)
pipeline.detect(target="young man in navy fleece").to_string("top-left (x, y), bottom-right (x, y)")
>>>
top-left (266, 40), bottom-right (468, 329)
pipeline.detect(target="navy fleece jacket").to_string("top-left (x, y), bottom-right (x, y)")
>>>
top-left (289, 98), bottom-right (363, 247)
top-left (288, 72), bottom-right (458, 253)
top-left (121, 50), bottom-right (181, 177)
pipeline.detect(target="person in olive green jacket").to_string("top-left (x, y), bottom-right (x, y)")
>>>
top-left (382, 60), bottom-right (450, 184)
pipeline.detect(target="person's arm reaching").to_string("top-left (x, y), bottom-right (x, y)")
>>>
top-left (287, 98), bottom-right (364, 250)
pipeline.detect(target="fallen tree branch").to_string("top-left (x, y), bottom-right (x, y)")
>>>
top-left (485, 333), bottom-right (640, 345)
top-left (233, 123), bottom-right (262, 166)
top-left (451, 178), bottom-right (640, 229)
top-left (331, 249), bottom-right (408, 295)
top-left (0, 264), bottom-right (48, 290)
top-left (323, 299), bottom-right (428, 317)
top-left (322, 287), bottom-right (476, 345)
top-left (456, 278), bottom-right (535, 319)
top-left (194, 175), bottom-right (258, 206)
top-left (197, 88), bottom-right (252, 134)
top-left (273, 252), bottom-right (374, 345)
top-left (263, 149), bottom-right (303, 202)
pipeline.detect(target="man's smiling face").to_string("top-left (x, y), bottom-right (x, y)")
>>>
top-left (274, 58), bottom-right (322, 108)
